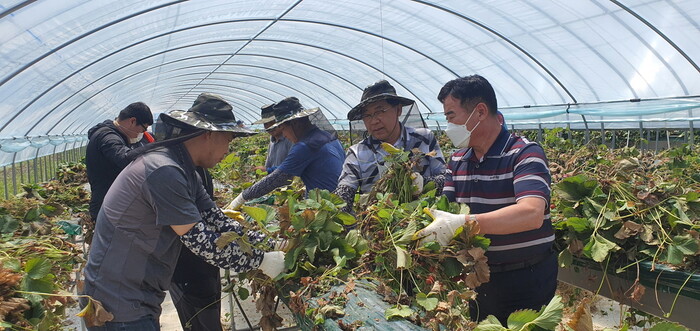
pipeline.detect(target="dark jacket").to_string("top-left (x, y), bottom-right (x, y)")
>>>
top-left (85, 120), bottom-right (146, 219)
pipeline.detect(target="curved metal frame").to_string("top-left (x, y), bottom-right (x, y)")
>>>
top-left (410, 0), bottom-right (577, 103)
top-left (52, 65), bottom-right (339, 135)
top-left (0, 0), bottom-right (37, 19)
top-left (610, 0), bottom-right (699, 75)
top-left (55, 65), bottom-right (346, 135)
top-left (26, 38), bottom-right (435, 136)
top-left (8, 18), bottom-right (445, 133)
top-left (2, 0), bottom-right (697, 137)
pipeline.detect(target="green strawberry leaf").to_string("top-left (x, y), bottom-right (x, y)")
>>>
top-left (416, 293), bottom-right (438, 311)
top-left (506, 309), bottom-right (540, 330)
top-left (25, 257), bottom-right (52, 280)
top-left (384, 304), bottom-right (413, 320)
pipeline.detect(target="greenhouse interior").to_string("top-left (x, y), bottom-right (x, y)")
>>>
top-left (1, 0), bottom-right (699, 330)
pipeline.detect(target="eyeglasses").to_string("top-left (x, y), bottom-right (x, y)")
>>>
top-left (361, 107), bottom-right (391, 121)
top-left (139, 123), bottom-right (148, 132)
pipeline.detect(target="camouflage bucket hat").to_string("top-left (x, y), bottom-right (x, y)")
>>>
top-left (347, 80), bottom-right (415, 121)
top-left (160, 93), bottom-right (255, 137)
top-left (252, 103), bottom-right (276, 125)
top-left (267, 97), bottom-right (320, 130)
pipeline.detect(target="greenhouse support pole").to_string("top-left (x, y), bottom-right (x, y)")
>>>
top-left (600, 122), bottom-right (605, 147)
top-left (655, 130), bottom-right (659, 152)
top-left (690, 121), bottom-right (695, 147)
top-left (52, 145), bottom-right (58, 180)
top-left (537, 124), bottom-right (543, 142)
top-left (3, 166), bottom-right (8, 199)
top-left (611, 130), bottom-right (616, 148)
top-left (626, 130), bottom-right (630, 148)
top-left (19, 159), bottom-right (23, 185)
top-left (34, 148), bottom-right (40, 183)
top-left (44, 154), bottom-right (48, 181)
top-left (667, 130), bottom-right (671, 149)
top-left (11, 153), bottom-right (17, 195)
top-left (639, 123), bottom-right (644, 149)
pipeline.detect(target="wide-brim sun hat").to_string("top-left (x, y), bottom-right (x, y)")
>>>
top-left (160, 93), bottom-right (255, 137)
top-left (267, 97), bottom-right (320, 130)
top-left (252, 103), bottom-right (276, 125)
top-left (347, 80), bottom-right (415, 121)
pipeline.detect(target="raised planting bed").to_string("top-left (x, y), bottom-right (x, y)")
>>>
top-left (558, 257), bottom-right (699, 330)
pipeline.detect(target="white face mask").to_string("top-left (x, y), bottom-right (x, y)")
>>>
top-left (129, 132), bottom-right (143, 144)
top-left (445, 109), bottom-right (480, 149)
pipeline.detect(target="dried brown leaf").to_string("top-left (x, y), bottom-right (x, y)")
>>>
top-left (428, 281), bottom-right (442, 296)
top-left (259, 314), bottom-right (283, 331)
top-left (566, 298), bottom-right (593, 331)
top-left (446, 290), bottom-right (460, 306)
top-left (464, 272), bottom-right (480, 289)
top-left (629, 282), bottom-right (646, 302)
top-left (288, 291), bottom-right (306, 314)
top-left (77, 297), bottom-right (114, 327)
top-left (614, 220), bottom-right (643, 239)
top-left (0, 297), bottom-right (30, 321)
top-left (301, 209), bottom-right (316, 223)
top-left (344, 279), bottom-right (356, 294)
top-left (455, 249), bottom-right (471, 266)
top-left (436, 301), bottom-right (451, 312)
top-left (474, 260), bottom-right (490, 285)
top-left (467, 247), bottom-right (487, 262)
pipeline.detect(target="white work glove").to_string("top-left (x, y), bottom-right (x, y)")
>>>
top-left (258, 251), bottom-right (286, 279)
top-left (411, 172), bottom-right (424, 195)
top-left (226, 193), bottom-right (246, 210)
top-left (417, 209), bottom-right (466, 246)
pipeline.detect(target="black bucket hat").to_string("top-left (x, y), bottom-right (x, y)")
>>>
top-left (347, 80), bottom-right (415, 121)
top-left (253, 103), bottom-right (276, 125)
top-left (160, 93), bottom-right (255, 136)
top-left (267, 97), bottom-right (320, 130)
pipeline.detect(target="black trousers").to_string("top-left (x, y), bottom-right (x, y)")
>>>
top-left (469, 253), bottom-right (558, 325)
top-left (170, 247), bottom-right (223, 331)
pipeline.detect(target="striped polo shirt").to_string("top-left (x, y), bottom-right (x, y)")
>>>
top-left (337, 125), bottom-right (446, 194)
top-left (443, 128), bottom-right (554, 265)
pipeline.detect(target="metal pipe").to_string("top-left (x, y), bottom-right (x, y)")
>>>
top-left (11, 154), bottom-right (17, 195)
top-left (654, 130), bottom-right (659, 152)
top-left (690, 121), bottom-right (695, 147)
top-left (19, 159), bottom-right (24, 186)
top-left (3, 166), bottom-right (8, 199)
top-left (35, 148), bottom-right (41, 182)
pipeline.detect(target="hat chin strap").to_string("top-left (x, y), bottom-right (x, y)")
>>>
top-left (382, 119), bottom-right (401, 145)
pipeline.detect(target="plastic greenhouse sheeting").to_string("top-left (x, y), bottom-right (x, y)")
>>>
top-left (1, 0), bottom-right (700, 166)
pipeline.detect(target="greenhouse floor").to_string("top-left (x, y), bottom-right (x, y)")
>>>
top-left (159, 283), bottom-right (298, 331)
top-left (61, 281), bottom-right (650, 330)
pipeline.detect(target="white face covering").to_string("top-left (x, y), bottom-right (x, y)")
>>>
top-left (129, 132), bottom-right (143, 144)
top-left (445, 109), bottom-right (480, 149)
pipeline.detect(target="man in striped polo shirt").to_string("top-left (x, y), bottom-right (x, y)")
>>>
top-left (418, 75), bottom-right (556, 324)
top-left (334, 80), bottom-right (446, 212)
